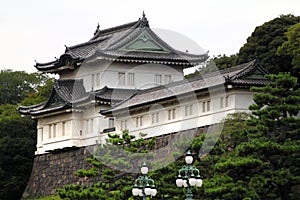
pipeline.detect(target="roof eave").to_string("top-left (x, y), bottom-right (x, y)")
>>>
top-left (35, 55), bottom-right (82, 73)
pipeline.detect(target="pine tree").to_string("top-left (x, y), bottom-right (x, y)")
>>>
top-left (205, 73), bottom-right (300, 199)
top-left (56, 130), bottom-right (157, 199)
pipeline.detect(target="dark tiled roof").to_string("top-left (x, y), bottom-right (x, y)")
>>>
top-left (18, 79), bottom-right (88, 116)
top-left (93, 50), bottom-right (207, 65)
top-left (35, 14), bottom-right (208, 72)
top-left (18, 80), bottom-right (137, 116)
top-left (94, 86), bottom-right (137, 102)
top-left (53, 79), bottom-right (89, 103)
top-left (101, 60), bottom-right (269, 115)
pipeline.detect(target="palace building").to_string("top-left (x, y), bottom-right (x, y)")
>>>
top-left (18, 13), bottom-right (268, 156)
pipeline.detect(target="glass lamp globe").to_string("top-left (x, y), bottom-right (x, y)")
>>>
top-left (151, 188), bottom-right (157, 196)
top-left (185, 150), bottom-right (193, 164)
top-left (141, 163), bottom-right (149, 175)
top-left (132, 187), bottom-right (140, 196)
top-left (138, 189), bottom-right (143, 196)
top-left (196, 178), bottom-right (203, 187)
top-left (189, 177), bottom-right (197, 186)
top-left (183, 180), bottom-right (188, 188)
top-left (145, 186), bottom-right (152, 196)
top-left (176, 175), bottom-right (183, 187)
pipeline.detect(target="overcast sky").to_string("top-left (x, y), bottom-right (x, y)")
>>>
top-left (0, 0), bottom-right (299, 73)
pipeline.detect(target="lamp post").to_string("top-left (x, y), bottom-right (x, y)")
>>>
top-left (176, 150), bottom-right (203, 200)
top-left (132, 162), bottom-right (157, 200)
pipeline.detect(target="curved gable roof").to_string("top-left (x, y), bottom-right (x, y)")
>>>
top-left (35, 13), bottom-right (208, 73)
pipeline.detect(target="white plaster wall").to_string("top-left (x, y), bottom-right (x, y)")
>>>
top-left (112, 90), bottom-right (255, 139)
top-left (35, 104), bottom-right (113, 155)
top-left (233, 91), bottom-right (254, 111)
top-left (60, 62), bottom-right (184, 91)
top-left (35, 87), bottom-right (255, 155)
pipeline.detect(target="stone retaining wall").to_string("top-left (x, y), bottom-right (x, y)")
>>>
top-left (22, 126), bottom-right (209, 198)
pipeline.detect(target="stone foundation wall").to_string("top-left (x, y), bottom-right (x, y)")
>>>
top-left (22, 127), bottom-right (209, 198)
top-left (22, 147), bottom-right (99, 198)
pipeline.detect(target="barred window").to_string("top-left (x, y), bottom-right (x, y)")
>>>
top-left (128, 73), bottom-right (135, 86)
top-left (118, 72), bottom-right (125, 85)
top-left (155, 74), bottom-right (162, 85)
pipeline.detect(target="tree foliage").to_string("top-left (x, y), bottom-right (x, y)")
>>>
top-left (0, 70), bottom-right (50, 105)
top-left (56, 130), bottom-right (158, 200)
top-left (0, 104), bottom-right (36, 200)
top-left (277, 22), bottom-right (300, 75)
top-left (237, 14), bottom-right (300, 75)
top-left (185, 14), bottom-right (300, 78)
top-left (0, 69), bottom-right (53, 199)
top-left (202, 73), bottom-right (300, 200)
top-left (20, 78), bottom-right (54, 106)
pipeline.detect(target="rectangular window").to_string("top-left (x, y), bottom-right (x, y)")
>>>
top-left (136, 116), bottom-right (144, 127)
top-left (202, 102), bottom-right (206, 112)
top-left (121, 121), bottom-right (124, 130)
top-left (90, 118), bottom-right (94, 134)
top-left (152, 113), bottom-right (159, 124)
top-left (49, 125), bottom-right (52, 139)
top-left (140, 116), bottom-right (143, 127)
top-left (151, 113), bottom-right (155, 124)
top-left (41, 128), bottom-right (43, 142)
top-left (38, 128), bottom-right (43, 143)
top-left (168, 109), bottom-right (172, 120)
top-left (118, 72), bottom-right (125, 85)
top-left (185, 105), bottom-right (189, 116)
top-left (207, 100), bottom-right (211, 111)
top-left (53, 124), bottom-right (56, 138)
top-left (155, 74), bottom-right (162, 85)
top-left (225, 96), bottom-right (229, 107)
top-left (121, 120), bottom-right (127, 130)
top-left (220, 97), bottom-right (224, 108)
top-left (172, 109), bottom-right (176, 119)
top-left (127, 73), bottom-right (135, 86)
top-left (109, 118), bottom-right (114, 128)
top-left (85, 120), bottom-right (89, 134)
top-left (185, 105), bottom-right (194, 116)
top-left (185, 104), bottom-right (193, 116)
top-left (168, 109), bottom-right (176, 120)
top-left (62, 122), bottom-right (66, 136)
top-left (164, 75), bottom-right (172, 84)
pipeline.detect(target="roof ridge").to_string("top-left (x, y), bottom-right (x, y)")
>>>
top-left (90, 20), bottom-right (139, 41)
top-left (224, 60), bottom-right (257, 80)
top-left (68, 37), bottom-right (109, 51)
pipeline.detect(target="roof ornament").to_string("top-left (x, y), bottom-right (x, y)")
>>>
top-left (94, 22), bottom-right (100, 35)
top-left (64, 45), bottom-right (71, 52)
top-left (140, 11), bottom-right (149, 27)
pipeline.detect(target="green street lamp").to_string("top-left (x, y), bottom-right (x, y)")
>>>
top-left (176, 150), bottom-right (203, 200)
top-left (132, 162), bottom-right (157, 200)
